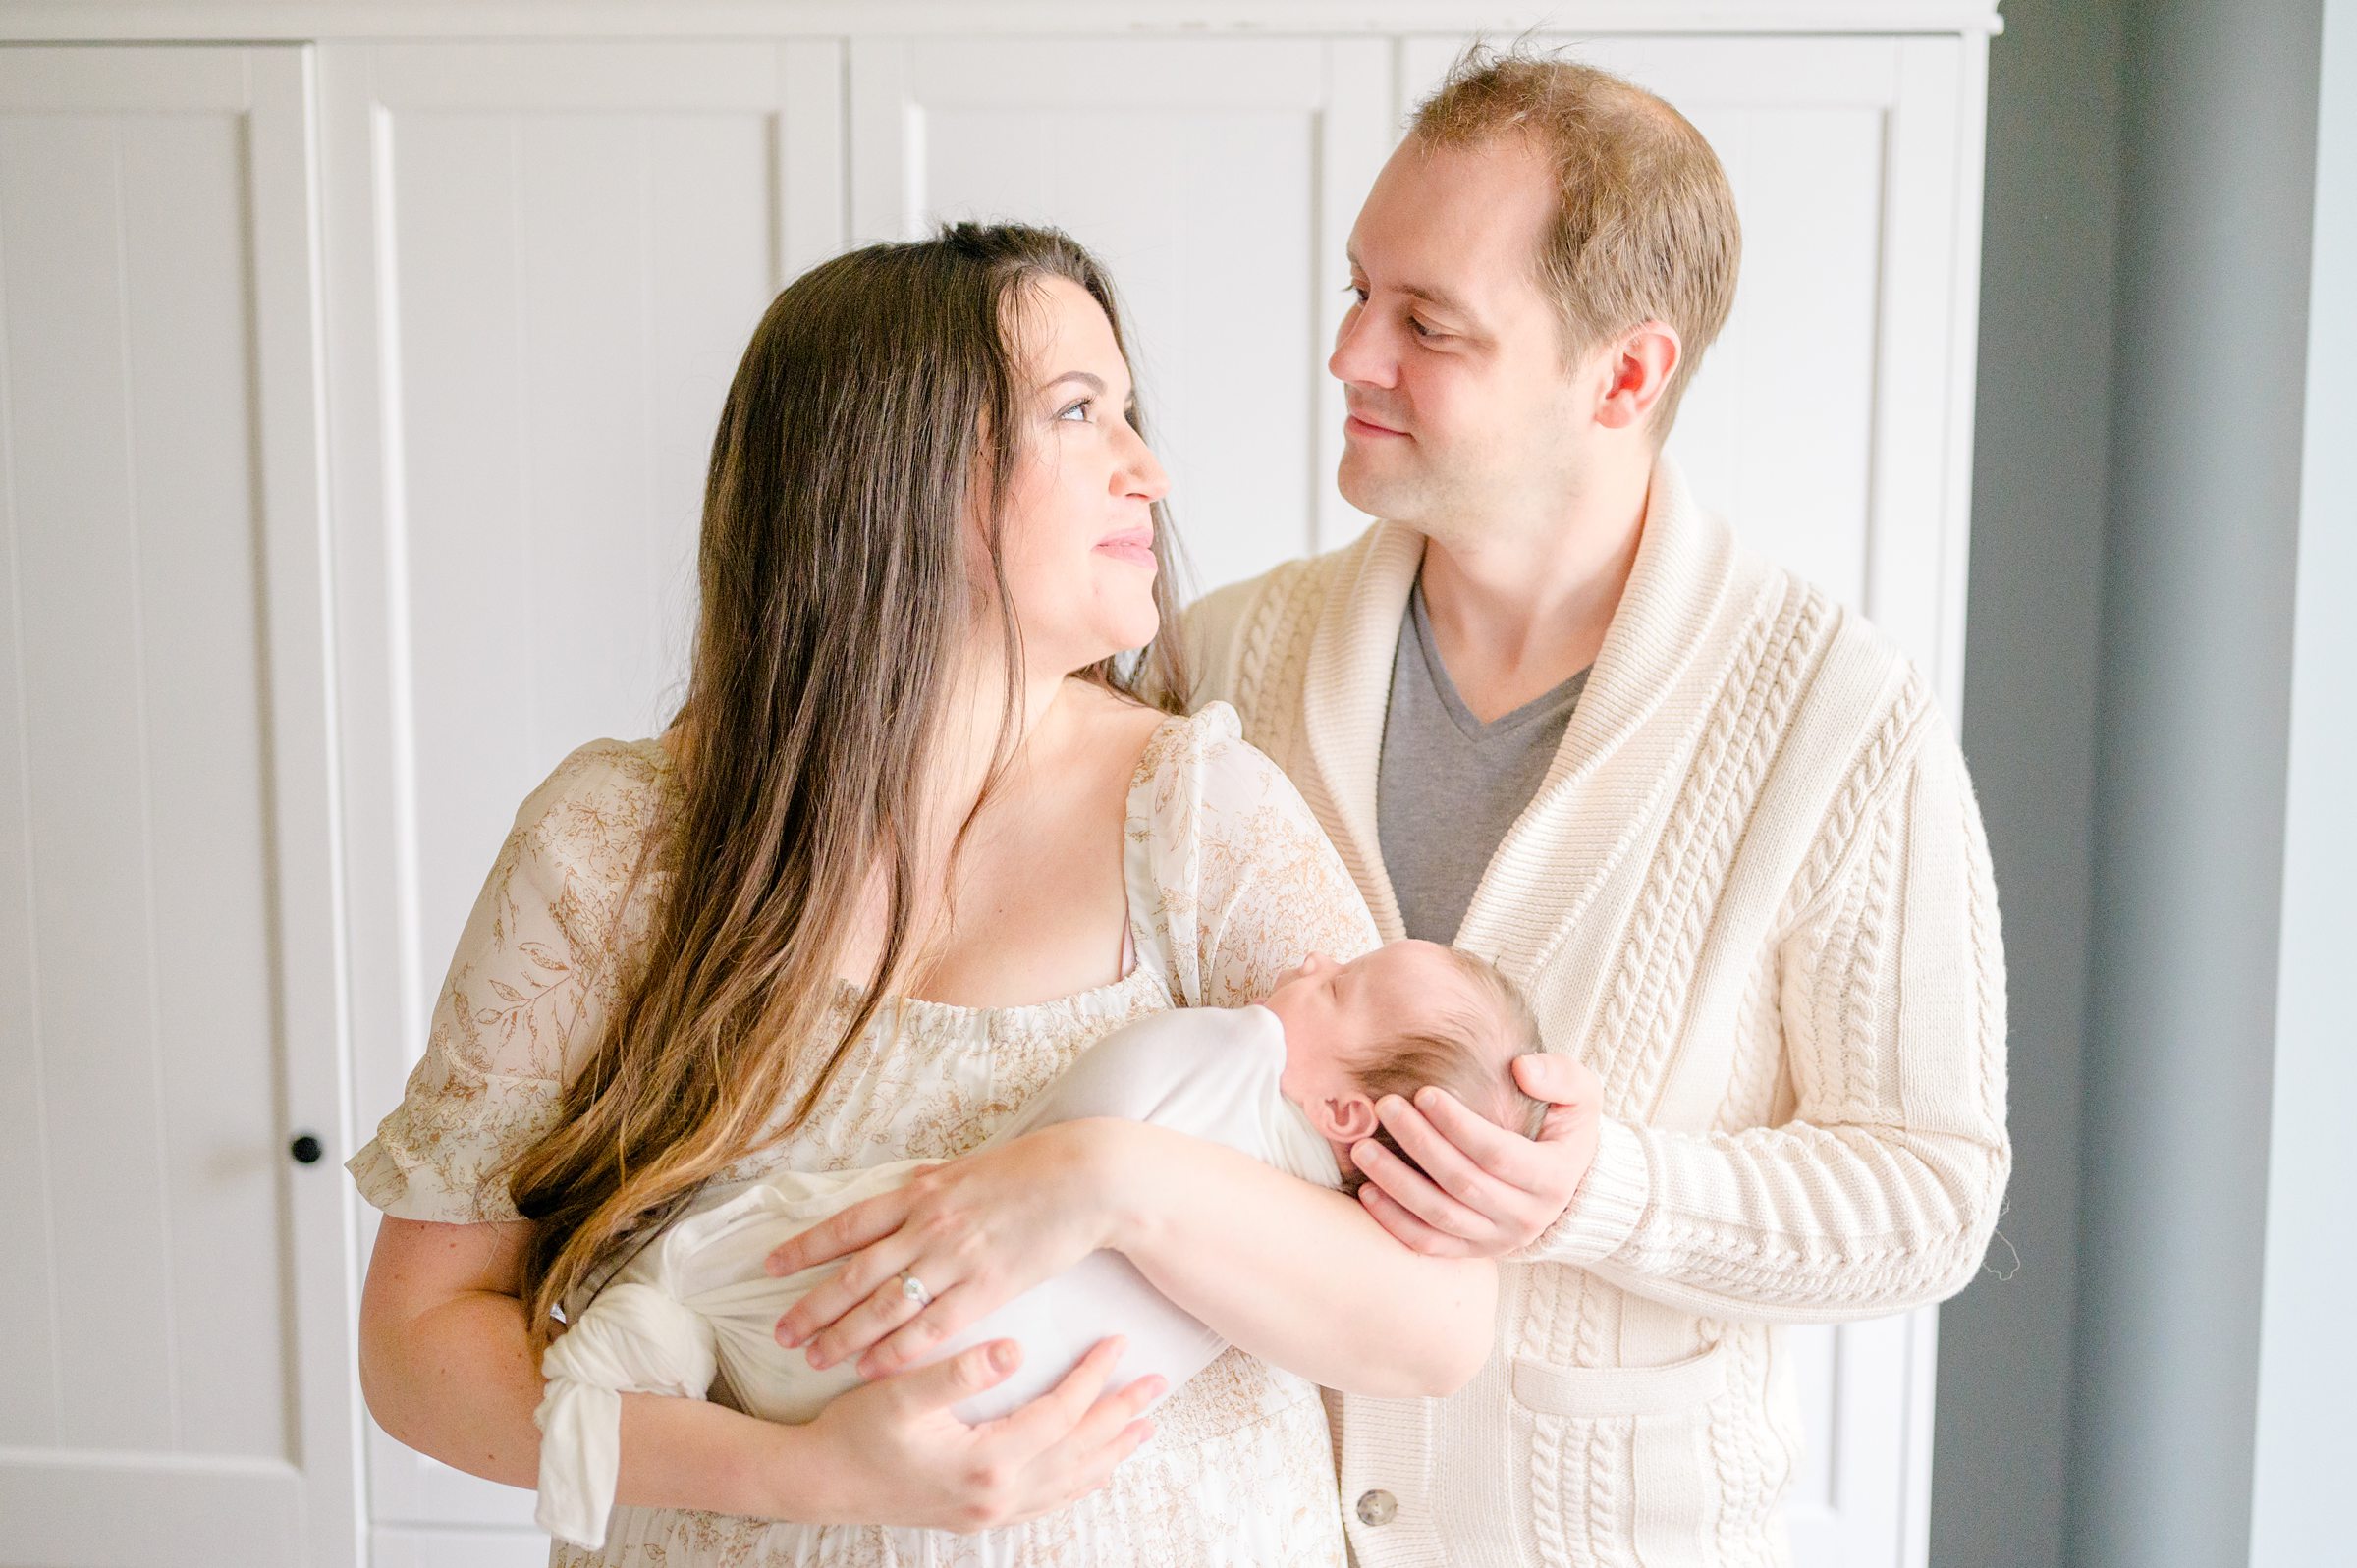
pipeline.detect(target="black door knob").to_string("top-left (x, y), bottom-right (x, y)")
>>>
top-left (290, 1133), bottom-right (323, 1165)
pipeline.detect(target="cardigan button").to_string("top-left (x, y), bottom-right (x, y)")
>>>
top-left (1355, 1489), bottom-right (1398, 1527)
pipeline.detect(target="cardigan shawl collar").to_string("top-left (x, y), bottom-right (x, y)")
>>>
top-left (1298, 454), bottom-right (1737, 972)
top-left (1196, 450), bottom-right (2006, 1568)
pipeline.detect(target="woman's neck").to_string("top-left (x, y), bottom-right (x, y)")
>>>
top-left (927, 652), bottom-right (1074, 829)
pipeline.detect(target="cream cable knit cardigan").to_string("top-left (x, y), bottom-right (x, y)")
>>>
top-left (1182, 456), bottom-right (2011, 1567)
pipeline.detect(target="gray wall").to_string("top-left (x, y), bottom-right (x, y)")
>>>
top-left (2071, 0), bottom-right (2319, 1562)
top-left (1933, 1), bottom-right (2123, 1563)
top-left (1935, 1), bottom-right (2334, 1564)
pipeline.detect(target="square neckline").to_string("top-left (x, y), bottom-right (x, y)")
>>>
top-left (643, 709), bottom-right (1183, 1023)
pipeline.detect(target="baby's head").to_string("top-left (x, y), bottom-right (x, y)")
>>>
top-left (1262, 940), bottom-right (1548, 1193)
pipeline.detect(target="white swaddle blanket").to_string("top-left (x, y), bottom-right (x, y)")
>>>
top-left (532, 1003), bottom-right (1340, 1548)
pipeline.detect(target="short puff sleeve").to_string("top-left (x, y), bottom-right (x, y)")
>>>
top-left (1134, 702), bottom-right (1382, 1008)
top-left (346, 738), bottom-right (673, 1223)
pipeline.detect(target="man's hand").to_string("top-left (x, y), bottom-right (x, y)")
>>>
top-left (1352, 1053), bottom-right (1604, 1258)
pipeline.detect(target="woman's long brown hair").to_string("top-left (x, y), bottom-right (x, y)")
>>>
top-left (506, 224), bottom-right (1190, 1341)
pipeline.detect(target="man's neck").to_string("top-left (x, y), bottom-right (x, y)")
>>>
top-left (1415, 457), bottom-right (1652, 725)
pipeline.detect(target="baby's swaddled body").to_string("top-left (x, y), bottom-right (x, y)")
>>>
top-left (534, 1003), bottom-right (1341, 1547)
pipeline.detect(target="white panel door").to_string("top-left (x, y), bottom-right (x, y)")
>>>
top-left (850, 34), bottom-right (1394, 597)
top-left (1398, 34), bottom-right (1979, 1568)
top-left (318, 40), bottom-right (842, 1559)
top-left (0, 44), bottom-right (356, 1568)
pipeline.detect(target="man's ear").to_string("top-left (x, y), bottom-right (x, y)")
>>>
top-left (1316, 1091), bottom-right (1380, 1144)
top-left (1593, 320), bottom-right (1682, 433)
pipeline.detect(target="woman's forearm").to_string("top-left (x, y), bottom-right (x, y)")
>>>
top-left (1096, 1122), bottom-right (1497, 1396)
top-left (357, 1285), bottom-right (543, 1489)
top-left (359, 1284), bottom-right (828, 1522)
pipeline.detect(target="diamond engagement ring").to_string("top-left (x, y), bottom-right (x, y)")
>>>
top-left (899, 1272), bottom-right (932, 1308)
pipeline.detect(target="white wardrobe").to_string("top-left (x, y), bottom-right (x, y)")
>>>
top-left (0, 4), bottom-right (2000, 1565)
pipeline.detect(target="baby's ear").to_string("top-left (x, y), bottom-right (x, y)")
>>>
top-left (1320, 1092), bottom-right (1379, 1143)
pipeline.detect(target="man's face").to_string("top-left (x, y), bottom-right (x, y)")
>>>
top-left (1331, 133), bottom-right (1596, 539)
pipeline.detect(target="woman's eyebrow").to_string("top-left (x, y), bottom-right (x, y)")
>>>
top-left (1041, 369), bottom-right (1140, 417)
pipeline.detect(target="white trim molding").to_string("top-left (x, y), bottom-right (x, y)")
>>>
top-left (0, 1), bottom-right (2005, 43)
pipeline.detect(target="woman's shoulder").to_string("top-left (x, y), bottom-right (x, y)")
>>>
top-left (1135, 695), bottom-right (1240, 765)
top-left (507, 734), bottom-right (679, 888)
top-left (1125, 696), bottom-right (1380, 1004)
top-left (1131, 700), bottom-right (1303, 814)
top-left (1127, 698), bottom-right (1343, 874)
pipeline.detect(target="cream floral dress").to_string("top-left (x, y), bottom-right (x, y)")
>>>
top-left (349, 702), bottom-right (1382, 1568)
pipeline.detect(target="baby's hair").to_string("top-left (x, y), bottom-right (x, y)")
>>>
top-left (1341, 947), bottom-right (1550, 1198)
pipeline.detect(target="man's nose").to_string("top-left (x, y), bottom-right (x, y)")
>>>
top-left (1328, 308), bottom-right (1397, 391)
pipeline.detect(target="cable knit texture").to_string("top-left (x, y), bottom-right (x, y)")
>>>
top-left (1184, 457), bottom-right (2010, 1567)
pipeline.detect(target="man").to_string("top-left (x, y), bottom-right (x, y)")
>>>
top-left (1185, 49), bottom-right (2011, 1565)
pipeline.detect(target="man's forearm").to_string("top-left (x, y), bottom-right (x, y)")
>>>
top-left (1520, 1115), bottom-right (2009, 1324)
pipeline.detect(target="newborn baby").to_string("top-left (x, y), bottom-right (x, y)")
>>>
top-left (533, 938), bottom-right (1545, 1547)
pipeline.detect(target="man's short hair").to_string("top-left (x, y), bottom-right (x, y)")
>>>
top-left (1411, 43), bottom-right (1743, 438)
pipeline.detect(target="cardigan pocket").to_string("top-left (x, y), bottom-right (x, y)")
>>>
top-left (1508, 1341), bottom-right (1729, 1419)
top-left (1509, 1345), bottom-right (1732, 1567)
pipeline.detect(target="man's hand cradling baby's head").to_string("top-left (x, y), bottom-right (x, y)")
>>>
top-left (1261, 940), bottom-right (1547, 1192)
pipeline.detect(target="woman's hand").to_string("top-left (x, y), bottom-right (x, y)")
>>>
top-left (1351, 1052), bottom-right (1604, 1258)
top-left (764, 1120), bottom-right (1128, 1379)
top-left (771, 1334), bottom-right (1162, 1532)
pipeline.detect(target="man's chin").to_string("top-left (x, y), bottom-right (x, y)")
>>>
top-left (1336, 457), bottom-right (1423, 524)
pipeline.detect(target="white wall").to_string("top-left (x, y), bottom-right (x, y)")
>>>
top-left (2248, 1), bottom-right (2357, 1559)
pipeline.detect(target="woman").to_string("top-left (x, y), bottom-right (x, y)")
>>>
top-left (351, 224), bottom-right (1494, 1564)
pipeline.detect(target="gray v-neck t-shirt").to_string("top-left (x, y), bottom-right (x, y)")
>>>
top-left (1377, 580), bottom-right (1590, 944)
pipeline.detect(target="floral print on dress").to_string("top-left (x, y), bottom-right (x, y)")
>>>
top-left (349, 702), bottom-right (1382, 1566)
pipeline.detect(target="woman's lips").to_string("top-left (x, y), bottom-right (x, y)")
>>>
top-left (1095, 528), bottom-right (1157, 568)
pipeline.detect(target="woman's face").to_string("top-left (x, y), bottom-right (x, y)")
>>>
top-left (981, 274), bottom-right (1172, 676)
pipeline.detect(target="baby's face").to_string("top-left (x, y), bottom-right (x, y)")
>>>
top-left (1262, 940), bottom-right (1471, 1152)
